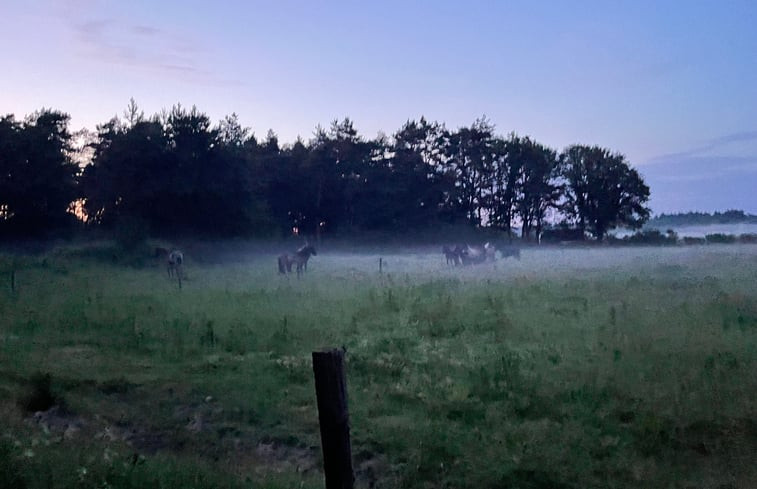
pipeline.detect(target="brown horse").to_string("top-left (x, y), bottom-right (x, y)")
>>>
top-left (442, 244), bottom-right (463, 266)
top-left (499, 245), bottom-right (521, 260)
top-left (278, 244), bottom-right (317, 277)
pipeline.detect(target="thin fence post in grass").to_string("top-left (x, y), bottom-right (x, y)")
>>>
top-left (10, 270), bottom-right (15, 293)
top-left (379, 257), bottom-right (383, 274)
top-left (312, 348), bottom-right (354, 489)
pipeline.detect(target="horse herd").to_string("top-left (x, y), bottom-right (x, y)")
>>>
top-left (153, 244), bottom-right (318, 282)
top-left (442, 242), bottom-right (520, 266)
top-left (153, 241), bottom-right (519, 284)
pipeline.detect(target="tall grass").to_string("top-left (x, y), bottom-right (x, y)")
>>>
top-left (1, 244), bottom-right (756, 488)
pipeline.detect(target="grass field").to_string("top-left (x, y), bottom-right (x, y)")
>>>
top-left (1, 242), bottom-right (756, 488)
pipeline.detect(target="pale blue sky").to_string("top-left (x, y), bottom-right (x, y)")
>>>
top-left (1, 0), bottom-right (756, 213)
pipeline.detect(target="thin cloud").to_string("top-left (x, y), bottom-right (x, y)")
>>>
top-left (70, 16), bottom-right (241, 86)
top-left (645, 155), bottom-right (757, 182)
top-left (644, 130), bottom-right (757, 166)
top-left (708, 130), bottom-right (757, 147)
top-left (131, 24), bottom-right (160, 37)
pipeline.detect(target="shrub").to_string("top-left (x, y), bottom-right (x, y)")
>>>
top-left (18, 372), bottom-right (57, 413)
top-left (541, 226), bottom-right (585, 243)
top-left (705, 233), bottom-right (736, 244)
top-left (624, 229), bottom-right (678, 245)
top-left (113, 216), bottom-right (150, 251)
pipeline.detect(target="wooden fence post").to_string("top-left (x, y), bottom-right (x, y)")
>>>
top-left (379, 257), bottom-right (383, 274)
top-left (312, 348), bottom-right (354, 489)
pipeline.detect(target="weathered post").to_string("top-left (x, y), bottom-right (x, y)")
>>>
top-left (312, 348), bottom-right (354, 489)
top-left (379, 257), bottom-right (383, 274)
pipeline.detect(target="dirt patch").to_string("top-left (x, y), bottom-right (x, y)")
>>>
top-left (11, 381), bottom-right (391, 486)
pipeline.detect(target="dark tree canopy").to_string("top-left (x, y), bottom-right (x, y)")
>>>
top-left (0, 110), bottom-right (79, 237)
top-left (81, 104), bottom-right (271, 237)
top-left (562, 145), bottom-right (651, 240)
top-left (2, 102), bottom-right (654, 241)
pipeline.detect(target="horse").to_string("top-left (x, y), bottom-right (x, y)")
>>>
top-left (460, 242), bottom-right (496, 265)
top-left (484, 242), bottom-right (497, 261)
top-left (278, 244), bottom-right (317, 277)
top-left (167, 250), bottom-right (184, 278)
top-left (442, 245), bottom-right (463, 266)
top-left (499, 245), bottom-right (521, 260)
top-left (155, 247), bottom-right (185, 287)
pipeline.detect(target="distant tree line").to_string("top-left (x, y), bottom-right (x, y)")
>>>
top-left (0, 103), bottom-right (651, 241)
top-left (647, 210), bottom-right (757, 228)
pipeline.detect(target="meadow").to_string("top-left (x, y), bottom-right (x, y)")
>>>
top-left (1, 242), bottom-right (756, 488)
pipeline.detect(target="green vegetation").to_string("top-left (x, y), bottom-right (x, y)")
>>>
top-left (648, 210), bottom-right (757, 228)
top-left (1, 244), bottom-right (756, 488)
top-left (2, 106), bottom-right (650, 242)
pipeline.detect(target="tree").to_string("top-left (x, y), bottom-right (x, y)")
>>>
top-left (81, 116), bottom-right (170, 229)
top-left (260, 132), bottom-right (307, 236)
top-left (123, 98), bottom-right (144, 128)
top-left (485, 134), bottom-right (522, 238)
top-left (515, 137), bottom-right (562, 242)
top-left (218, 113), bottom-right (250, 147)
top-left (444, 118), bottom-right (496, 226)
top-left (382, 118), bottom-right (450, 229)
top-left (0, 110), bottom-right (78, 237)
top-left (213, 115), bottom-right (272, 235)
top-left (562, 145), bottom-right (650, 240)
top-left (81, 103), bottom-right (271, 237)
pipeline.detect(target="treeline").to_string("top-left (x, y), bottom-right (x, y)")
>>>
top-left (648, 210), bottom-right (757, 228)
top-left (0, 103), bottom-right (651, 241)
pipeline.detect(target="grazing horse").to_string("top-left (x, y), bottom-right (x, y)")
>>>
top-left (460, 242), bottom-right (496, 265)
top-left (278, 244), bottom-right (317, 277)
top-left (442, 245), bottom-right (463, 266)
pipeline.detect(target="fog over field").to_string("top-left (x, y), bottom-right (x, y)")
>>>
top-left (652, 223), bottom-right (757, 238)
top-left (315, 244), bottom-right (757, 276)
top-left (2, 240), bottom-right (756, 488)
top-left (181, 241), bottom-right (757, 289)
top-left (612, 223), bottom-right (757, 238)
top-left (3, 0), bottom-right (756, 486)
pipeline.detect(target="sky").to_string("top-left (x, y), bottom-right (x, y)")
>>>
top-left (1, 0), bottom-right (756, 214)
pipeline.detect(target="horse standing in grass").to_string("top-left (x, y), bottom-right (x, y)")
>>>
top-left (442, 245), bottom-right (463, 266)
top-left (167, 250), bottom-right (184, 279)
top-left (278, 244), bottom-right (317, 278)
top-left (460, 242), bottom-right (496, 265)
top-left (155, 247), bottom-right (185, 286)
top-left (499, 245), bottom-right (521, 260)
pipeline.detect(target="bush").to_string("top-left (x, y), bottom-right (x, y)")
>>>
top-left (113, 216), bottom-right (150, 251)
top-left (18, 372), bottom-right (57, 413)
top-left (541, 226), bottom-right (586, 243)
top-left (624, 229), bottom-right (678, 245)
top-left (705, 233), bottom-right (736, 244)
